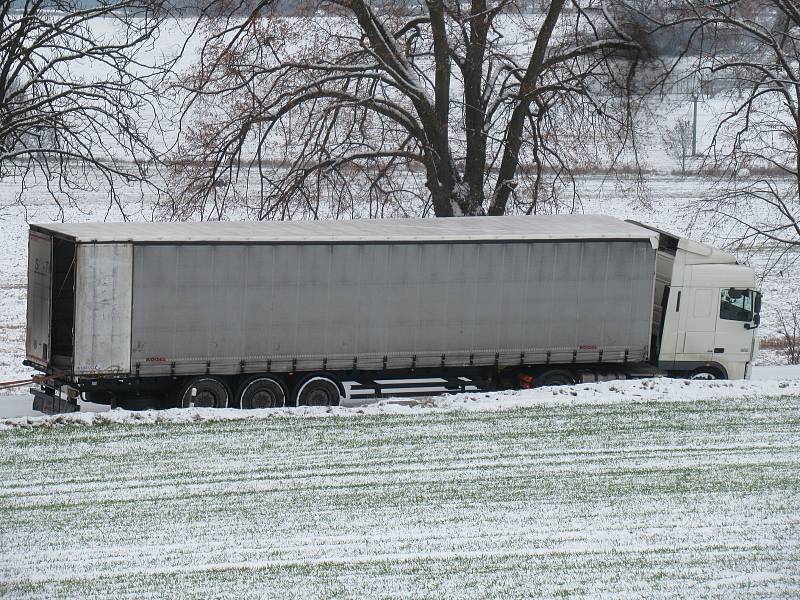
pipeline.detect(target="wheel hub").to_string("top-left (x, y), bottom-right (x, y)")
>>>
top-left (252, 390), bottom-right (276, 408)
top-left (307, 388), bottom-right (331, 406)
top-left (690, 371), bottom-right (717, 381)
top-left (193, 390), bottom-right (216, 407)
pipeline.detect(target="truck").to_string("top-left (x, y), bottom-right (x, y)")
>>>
top-left (24, 214), bottom-right (761, 414)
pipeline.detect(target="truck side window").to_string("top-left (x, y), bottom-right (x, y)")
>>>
top-left (720, 289), bottom-right (752, 321)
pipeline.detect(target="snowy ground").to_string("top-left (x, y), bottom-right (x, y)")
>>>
top-left (1, 377), bottom-right (799, 598)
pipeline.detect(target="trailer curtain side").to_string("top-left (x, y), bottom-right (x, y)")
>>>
top-left (127, 239), bottom-right (655, 377)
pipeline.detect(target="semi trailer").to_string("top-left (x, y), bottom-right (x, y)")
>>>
top-left (24, 214), bottom-right (761, 414)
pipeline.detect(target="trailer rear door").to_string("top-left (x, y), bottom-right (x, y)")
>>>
top-left (25, 231), bottom-right (52, 365)
top-left (73, 243), bottom-right (133, 375)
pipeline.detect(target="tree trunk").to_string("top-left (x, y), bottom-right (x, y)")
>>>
top-left (488, 0), bottom-right (565, 216)
top-left (461, 0), bottom-right (490, 216)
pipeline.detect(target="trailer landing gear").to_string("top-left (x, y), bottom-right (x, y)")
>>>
top-left (31, 387), bottom-right (80, 414)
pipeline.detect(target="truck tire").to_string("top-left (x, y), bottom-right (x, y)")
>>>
top-left (294, 376), bottom-right (342, 407)
top-left (688, 367), bottom-right (723, 381)
top-left (534, 369), bottom-right (575, 388)
top-left (178, 377), bottom-right (230, 409)
top-left (238, 376), bottom-right (287, 409)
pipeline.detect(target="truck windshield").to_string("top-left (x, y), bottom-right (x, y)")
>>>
top-left (720, 289), bottom-right (753, 322)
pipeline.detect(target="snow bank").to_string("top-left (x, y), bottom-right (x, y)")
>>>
top-left (2, 376), bottom-right (799, 430)
top-left (751, 364), bottom-right (800, 380)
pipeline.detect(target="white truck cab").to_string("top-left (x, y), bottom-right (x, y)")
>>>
top-left (634, 223), bottom-right (761, 380)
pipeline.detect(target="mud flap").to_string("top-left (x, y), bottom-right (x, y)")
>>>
top-left (31, 388), bottom-right (80, 415)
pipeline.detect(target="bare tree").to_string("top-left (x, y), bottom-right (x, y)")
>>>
top-left (662, 116), bottom-right (692, 174)
top-left (0, 0), bottom-right (171, 217)
top-left (168, 0), bottom-right (643, 220)
top-left (775, 305), bottom-right (800, 364)
top-left (627, 0), bottom-right (800, 258)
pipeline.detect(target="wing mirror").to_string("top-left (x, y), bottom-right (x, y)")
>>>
top-left (744, 314), bottom-right (761, 329)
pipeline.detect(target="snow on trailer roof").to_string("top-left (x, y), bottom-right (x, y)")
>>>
top-left (31, 214), bottom-right (658, 246)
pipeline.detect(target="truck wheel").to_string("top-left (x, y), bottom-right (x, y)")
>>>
top-left (294, 376), bottom-right (342, 407)
top-left (535, 369), bottom-right (575, 387)
top-left (688, 367), bottom-right (723, 381)
top-left (238, 376), bottom-right (286, 409)
top-left (178, 377), bottom-right (230, 409)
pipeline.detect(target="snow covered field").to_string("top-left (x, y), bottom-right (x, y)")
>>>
top-left (1, 378), bottom-right (799, 598)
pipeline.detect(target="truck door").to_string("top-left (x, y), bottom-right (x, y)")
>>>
top-left (714, 288), bottom-right (755, 363)
top-left (25, 231), bottom-right (52, 364)
top-left (679, 287), bottom-right (716, 358)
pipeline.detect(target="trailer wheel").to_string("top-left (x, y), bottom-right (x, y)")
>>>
top-left (294, 376), bottom-right (342, 407)
top-left (238, 376), bottom-right (286, 409)
top-left (535, 369), bottom-right (575, 388)
top-left (178, 377), bottom-right (230, 409)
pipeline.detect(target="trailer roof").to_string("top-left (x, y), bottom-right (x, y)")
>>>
top-left (31, 214), bottom-right (658, 246)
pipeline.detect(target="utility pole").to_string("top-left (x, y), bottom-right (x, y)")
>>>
top-left (692, 94), bottom-right (698, 156)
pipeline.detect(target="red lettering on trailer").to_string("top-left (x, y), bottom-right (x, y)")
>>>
top-left (579, 345), bottom-right (598, 350)
top-left (145, 356), bottom-right (167, 362)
